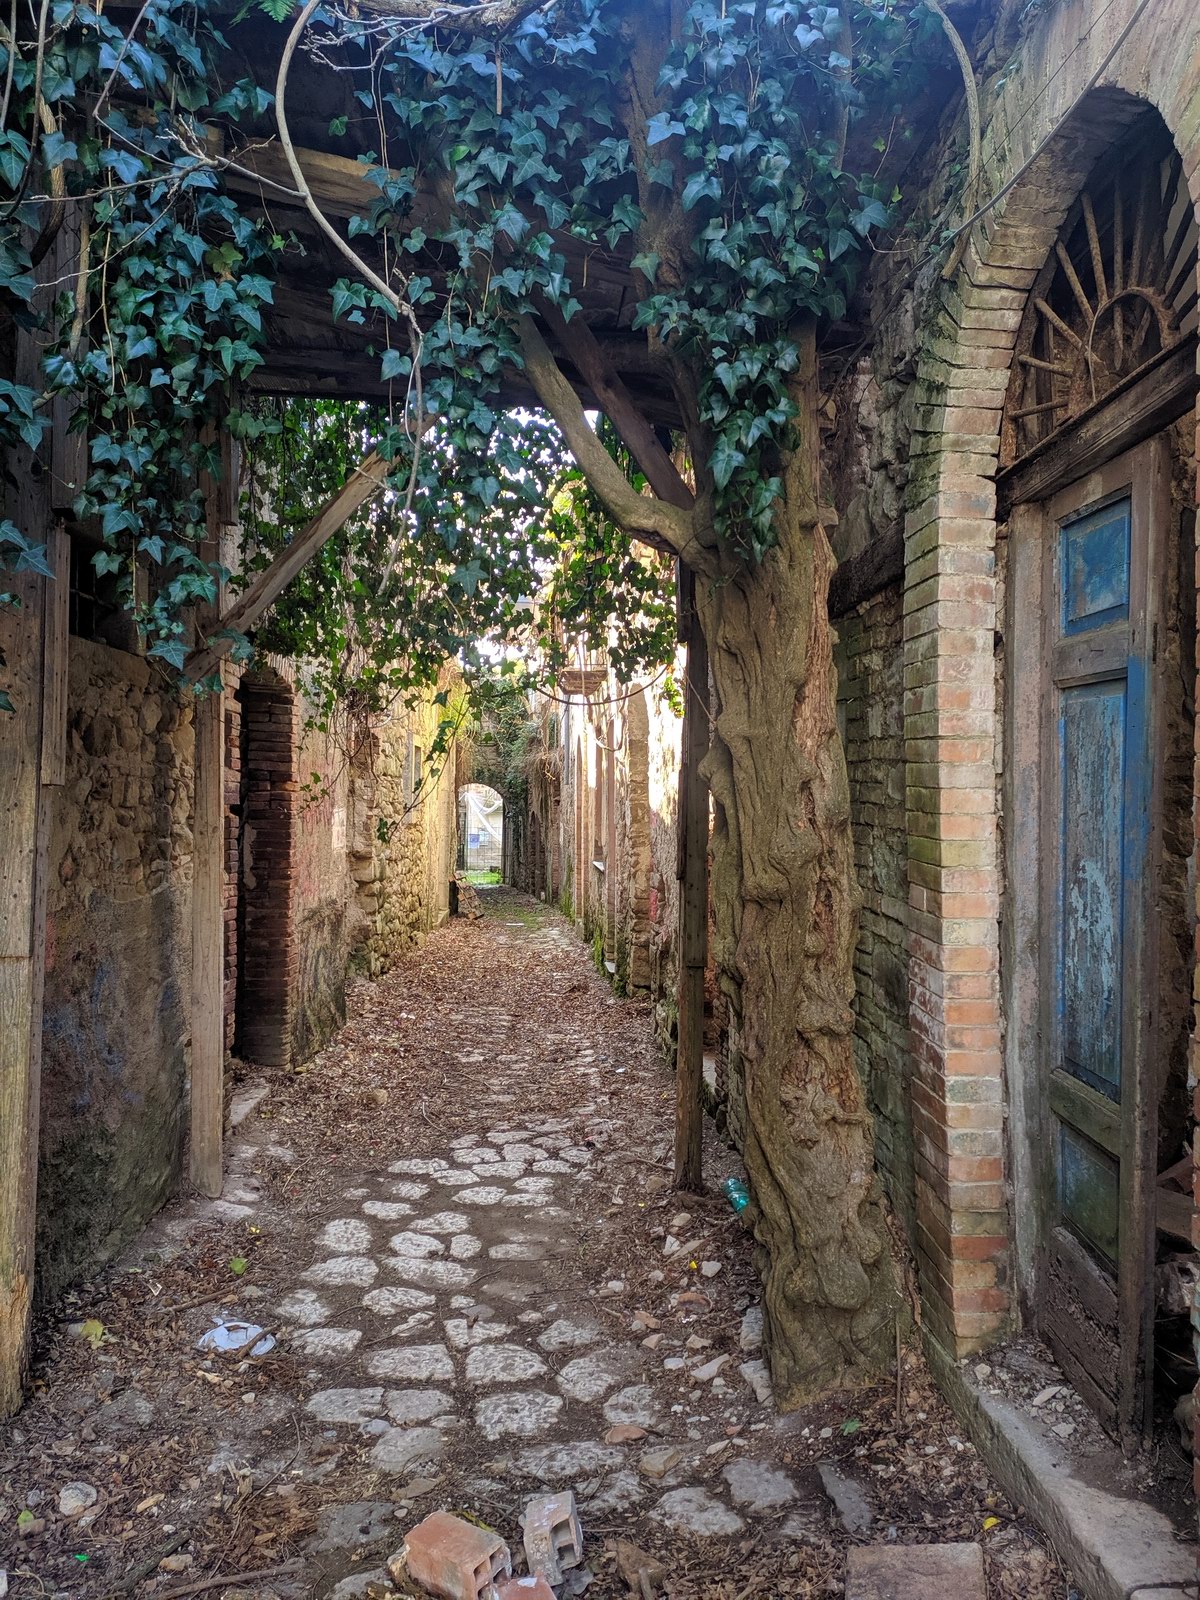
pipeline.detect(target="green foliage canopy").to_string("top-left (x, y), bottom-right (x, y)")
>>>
top-left (0, 0), bottom-right (936, 709)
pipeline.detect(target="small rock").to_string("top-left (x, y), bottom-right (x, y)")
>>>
top-left (638, 1446), bottom-right (681, 1480)
top-left (604, 1424), bottom-right (647, 1445)
top-left (641, 1333), bottom-right (663, 1351)
top-left (738, 1359), bottom-right (773, 1405)
top-left (57, 1482), bottom-right (98, 1519)
top-left (724, 1457), bottom-right (797, 1513)
top-left (699, 1261), bottom-right (722, 1278)
top-left (738, 1306), bottom-right (763, 1352)
top-left (650, 1486), bottom-right (745, 1537)
top-left (158, 1554), bottom-right (193, 1573)
top-left (973, 1363), bottom-right (992, 1381)
top-left (1031, 1385), bottom-right (1062, 1407)
top-left (391, 1476), bottom-right (441, 1502)
top-left (845, 1542), bottom-right (986, 1599)
top-left (611, 1540), bottom-right (665, 1592)
top-left (691, 1355), bottom-right (729, 1382)
top-left (1051, 1421), bottom-right (1076, 1439)
top-left (817, 1463), bottom-right (874, 1534)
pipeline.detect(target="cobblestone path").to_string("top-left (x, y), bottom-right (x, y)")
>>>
top-left (0, 892), bottom-right (1065, 1599)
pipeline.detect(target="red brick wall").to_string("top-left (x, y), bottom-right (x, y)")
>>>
top-left (236, 674), bottom-right (299, 1069)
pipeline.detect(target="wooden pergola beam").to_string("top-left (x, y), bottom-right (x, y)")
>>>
top-left (184, 447), bottom-right (389, 683)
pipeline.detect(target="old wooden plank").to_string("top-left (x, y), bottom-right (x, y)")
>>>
top-left (185, 447), bottom-right (388, 682)
top-left (829, 528), bottom-right (903, 618)
top-left (0, 321), bottom-right (53, 1416)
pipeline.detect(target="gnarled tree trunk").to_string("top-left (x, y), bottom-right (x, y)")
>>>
top-left (695, 330), bottom-right (897, 1407)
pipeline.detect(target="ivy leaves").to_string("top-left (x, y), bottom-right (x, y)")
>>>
top-left (0, 0), bottom-right (283, 666)
top-left (313, 0), bottom-right (916, 563)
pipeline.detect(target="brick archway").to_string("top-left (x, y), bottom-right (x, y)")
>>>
top-left (903, 19), bottom-right (1200, 1362)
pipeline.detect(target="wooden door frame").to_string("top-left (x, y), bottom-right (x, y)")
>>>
top-left (1005, 435), bottom-right (1171, 1445)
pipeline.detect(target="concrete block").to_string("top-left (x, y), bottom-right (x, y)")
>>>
top-left (398, 1511), bottom-right (511, 1600)
top-left (845, 1542), bottom-right (986, 1598)
top-left (520, 1490), bottom-right (583, 1584)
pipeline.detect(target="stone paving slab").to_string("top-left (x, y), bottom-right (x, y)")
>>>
top-left (845, 1542), bottom-right (986, 1599)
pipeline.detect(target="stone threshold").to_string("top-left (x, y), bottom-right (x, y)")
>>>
top-left (228, 1075), bottom-right (271, 1129)
top-left (926, 1334), bottom-right (1198, 1600)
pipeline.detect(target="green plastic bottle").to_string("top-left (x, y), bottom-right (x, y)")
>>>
top-left (722, 1177), bottom-right (750, 1213)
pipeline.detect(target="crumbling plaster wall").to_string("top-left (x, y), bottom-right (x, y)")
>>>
top-left (39, 639), bottom-right (193, 1301)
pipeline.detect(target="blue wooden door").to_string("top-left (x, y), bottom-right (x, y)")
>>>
top-left (1040, 486), bottom-right (1156, 1442)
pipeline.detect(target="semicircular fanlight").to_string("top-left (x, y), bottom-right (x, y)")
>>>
top-left (1001, 123), bottom-right (1198, 466)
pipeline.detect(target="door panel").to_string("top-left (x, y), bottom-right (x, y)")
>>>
top-left (1058, 678), bottom-right (1125, 1102)
top-left (1036, 456), bottom-right (1163, 1447)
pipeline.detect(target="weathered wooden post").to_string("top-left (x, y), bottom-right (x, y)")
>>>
top-left (0, 312), bottom-right (68, 1416)
top-left (190, 435), bottom-right (237, 1198)
top-left (673, 562), bottom-right (709, 1191)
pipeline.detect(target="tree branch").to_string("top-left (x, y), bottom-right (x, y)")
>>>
top-left (536, 294), bottom-right (694, 512)
top-left (184, 448), bottom-right (390, 683)
top-left (514, 312), bottom-right (703, 568)
top-left (925, 0), bottom-right (981, 282)
top-left (354, 0), bottom-right (550, 29)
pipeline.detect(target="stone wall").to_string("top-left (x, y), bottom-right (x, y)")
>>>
top-left (39, 640), bottom-right (193, 1302)
top-left (834, 585), bottom-right (913, 1237)
top-left (549, 676), bottom-right (684, 1050)
top-left (347, 691), bottom-right (457, 979)
top-left (236, 668), bottom-right (457, 1062)
top-left (645, 683), bottom-right (683, 1051)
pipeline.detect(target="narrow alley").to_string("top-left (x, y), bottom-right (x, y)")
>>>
top-left (1, 893), bottom-right (1066, 1600)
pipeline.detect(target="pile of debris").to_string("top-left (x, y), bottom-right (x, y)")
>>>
top-left (383, 1491), bottom-right (593, 1600)
top-left (450, 876), bottom-right (486, 921)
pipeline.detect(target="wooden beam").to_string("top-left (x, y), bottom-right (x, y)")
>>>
top-left (535, 297), bottom-right (694, 512)
top-left (998, 336), bottom-right (1199, 511)
top-left (185, 447), bottom-right (388, 682)
top-left (828, 528), bottom-right (904, 618)
top-left (0, 328), bottom-right (55, 1418)
top-left (674, 563), bottom-right (710, 1192)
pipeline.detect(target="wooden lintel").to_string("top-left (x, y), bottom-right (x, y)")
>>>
top-left (998, 336), bottom-right (1199, 511)
top-left (828, 528), bottom-right (904, 618)
top-left (185, 447), bottom-right (389, 682)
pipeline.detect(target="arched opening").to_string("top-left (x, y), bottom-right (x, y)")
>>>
top-left (457, 782), bottom-right (505, 881)
top-left (996, 103), bottom-right (1199, 1445)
